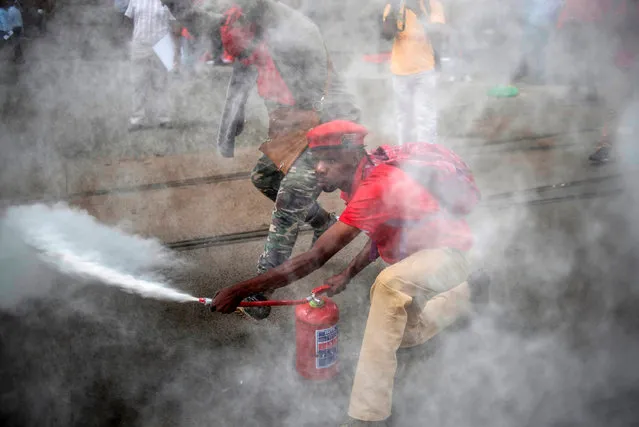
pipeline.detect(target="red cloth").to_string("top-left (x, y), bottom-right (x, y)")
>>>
top-left (557, 0), bottom-right (607, 28)
top-left (307, 120), bottom-right (368, 148)
top-left (339, 159), bottom-right (474, 265)
top-left (243, 45), bottom-right (295, 105)
top-left (220, 6), bottom-right (295, 106)
top-left (362, 53), bottom-right (391, 64)
top-left (220, 7), bottom-right (254, 57)
top-left (181, 28), bottom-right (193, 40)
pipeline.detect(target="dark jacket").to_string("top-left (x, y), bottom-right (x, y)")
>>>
top-left (216, 1), bottom-right (360, 158)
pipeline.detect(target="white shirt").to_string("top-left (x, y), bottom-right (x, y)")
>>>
top-left (125, 0), bottom-right (175, 46)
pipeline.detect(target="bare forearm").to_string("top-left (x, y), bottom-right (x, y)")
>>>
top-left (229, 249), bottom-right (329, 298)
top-left (343, 239), bottom-right (376, 280)
top-left (226, 223), bottom-right (361, 298)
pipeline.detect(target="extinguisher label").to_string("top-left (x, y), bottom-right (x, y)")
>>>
top-left (316, 325), bottom-right (338, 369)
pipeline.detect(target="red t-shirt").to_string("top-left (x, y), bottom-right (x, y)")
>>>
top-left (339, 162), bottom-right (473, 264)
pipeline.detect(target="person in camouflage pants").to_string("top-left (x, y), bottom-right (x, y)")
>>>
top-left (216, 1), bottom-right (360, 319)
top-left (251, 150), bottom-right (334, 275)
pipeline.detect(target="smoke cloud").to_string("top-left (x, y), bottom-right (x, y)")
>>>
top-left (1, 0), bottom-right (639, 427)
top-left (0, 203), bottom-right (191, 309)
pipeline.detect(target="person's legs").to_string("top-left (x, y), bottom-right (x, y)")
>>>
top-left (130, 44), bottom-right (152, 127)
top-left (348, 248), bottom-right (470, 422)
top-left (256, 150), bottom-right (322, 274)
top-left (240, 152), bottom-right (328, 320)
top-left (518, 23), bottom-right (551, 83)
top-left (150, 53), bottom-right (171, 125)
top-left (12, 27), bottom-right (23, 64)
top-left (251, 153), bottom-right (332, 243)
top-left (562, 23), bottom-right (586, 94)
top-left (392, 74), bottom-right (415, 145)
top-left (412, 70), bottom-right (438, 144)
top-left (589, 67), bottom-right (632, 164)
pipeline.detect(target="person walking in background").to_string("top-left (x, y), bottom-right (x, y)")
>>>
top-left (556, 0), bottom-right (609, 101)
top-left (0, 1), bottom-right (11, 39)
top-left (0, 0), bottom-right (21, 63)
top-left (588, 0), bottom-right (639, 164)
top-left (125, 0), bottom-right (181, 131)
top-left (514, 0), bottom-right (562, 84)
top-left (382, 0), bottom-right (447, 145)
top-left (7, 0), bottom-right (24, 63)
top-left (216, 0), bottom-right (360, 319)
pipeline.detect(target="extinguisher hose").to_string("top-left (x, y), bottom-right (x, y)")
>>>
top-left (239, 299), bottom-right (308, 307)
top-left (238, 285), bottom-right (331, 307)
top-left (199, 285), bottom-right (332, 310)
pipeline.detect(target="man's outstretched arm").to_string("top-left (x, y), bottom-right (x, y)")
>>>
top-left (212, 222), bottom-right (361, 313)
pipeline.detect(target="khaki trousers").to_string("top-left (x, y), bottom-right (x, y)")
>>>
top-left (348, 248), bottom-right (470, 422)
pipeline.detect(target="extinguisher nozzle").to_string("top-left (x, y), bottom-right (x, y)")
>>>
top-left (198, 297), bottom-right (212, 305)
top-left (198, 297), bottom-right (217, 312)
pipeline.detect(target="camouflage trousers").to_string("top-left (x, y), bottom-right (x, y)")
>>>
top-left (251, 150), bottom-right (329, 275)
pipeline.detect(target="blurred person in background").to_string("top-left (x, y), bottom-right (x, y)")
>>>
top-left (124, 0), bottom-right (182, 131)
top-left (23, 0), bottom-right (52, 34)
top-left (556, 0), bottom-right (610, 101)
top-left (0, 1), bottom-right (10, 38)
top-left (381, 0), bottom-right (447, 145)
top-left (7, 0), bottom-right (24, 63)
top-left (588, 0), bottom-right (639, 164)
top-left (216, 0), bottom-right (360, 319)
top-left (0, 0), bottom-right (13, 34)
top-left (0, 0), bottom-right (21, 63)
top-left (168, 2), bottom-right (231, 66)
top-left (513, 0), bottom-right (562, 84)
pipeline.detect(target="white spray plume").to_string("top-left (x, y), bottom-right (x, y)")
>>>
top-left (0, 203), bottom-right (196, 307)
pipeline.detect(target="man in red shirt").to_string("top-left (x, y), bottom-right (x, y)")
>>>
top-left (212, 120), bottom-right (487, 426)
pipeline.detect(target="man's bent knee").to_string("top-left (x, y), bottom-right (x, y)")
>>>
top-left (375, 265), bottom-right (401, 287)
top-left (371, 265), bottom-right (405, 297)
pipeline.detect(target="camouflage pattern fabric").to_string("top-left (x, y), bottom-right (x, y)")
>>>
top-left (251, 150), bottom-right (328, 274)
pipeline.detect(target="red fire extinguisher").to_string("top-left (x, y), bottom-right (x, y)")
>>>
top-left (295, 289), bottom-right (340, 380)
top-left (200, 285), bottom-right (339, 380)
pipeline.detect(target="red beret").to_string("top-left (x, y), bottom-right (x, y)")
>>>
top-left (307, 120), bottom-right (368, 149)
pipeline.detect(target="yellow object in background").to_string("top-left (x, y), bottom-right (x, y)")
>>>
top-left (383, 0), bottom-right (445, 75)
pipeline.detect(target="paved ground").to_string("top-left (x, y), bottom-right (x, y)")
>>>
top-left (2, 1), bottom-right (639, 427)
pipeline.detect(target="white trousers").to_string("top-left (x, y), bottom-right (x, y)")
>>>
top-left (392, 70), bottom-right (438, 145)
top-left (130, 42), bottom-right (171, 125)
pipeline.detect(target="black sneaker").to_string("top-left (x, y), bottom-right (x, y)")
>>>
top-left (588, 144), bottom-right (613, 164)
top-left (236, 293), bottom-right (271, 320)
top-left (311, 213), bottom-right (338, 247)
top-left (467, 269), bottom-right (491, 305)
